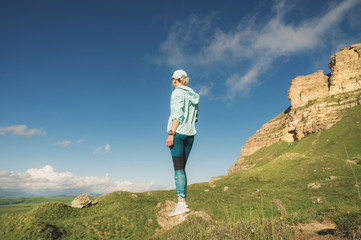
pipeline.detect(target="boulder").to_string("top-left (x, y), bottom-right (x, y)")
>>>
top-left (71, 193), bottom-right (92, 208)
top-left (154, 200), bottom-right (211, 236)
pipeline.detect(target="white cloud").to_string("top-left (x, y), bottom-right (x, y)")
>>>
top-left (54, 140), bottom-right (71, 147)
top-left (76, 139), bottom-right (84, 144)
top-left (94, 143), bottom-right (111, 154)
top-left (198, 85), bottom-right (213, 96)
top-left (159, 13), bottom-right (215, 67)
top-left (0, 125), bottom-right (45, 137)
top-left (0, 165), bottom-right (169, 194)
top-left (157, 0), bottom-right (360, 98)
top-left (104, 144), bottom-right (110, 153)
top-left (94, 146), bottom-right (103, 154)
top-left (0, 171), bottom-right (9, 177)
top-left (225, 58), bottom-right (272, 97)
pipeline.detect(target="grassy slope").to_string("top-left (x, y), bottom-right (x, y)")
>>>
top-left (1, 105), bottom-right (360, 239)
top-left (0, 196), bottom-right (28, 205)
top-left (0, 196), bottom-right (83, 215)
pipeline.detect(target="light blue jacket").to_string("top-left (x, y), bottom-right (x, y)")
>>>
top-left (167, 86), bottom-right (200, 136)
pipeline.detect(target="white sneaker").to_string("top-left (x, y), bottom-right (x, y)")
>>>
top-left (168, 204), bottom-right (190, 217)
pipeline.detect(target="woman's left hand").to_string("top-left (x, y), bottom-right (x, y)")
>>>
top-left (166, 135), bottom-right (174, 147)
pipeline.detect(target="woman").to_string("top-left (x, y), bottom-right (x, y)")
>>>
top-left (166, 69), bottom-right (199, 217)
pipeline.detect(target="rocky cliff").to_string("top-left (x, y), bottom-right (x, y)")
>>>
top-left (228, 43), bottom-right (361, 174)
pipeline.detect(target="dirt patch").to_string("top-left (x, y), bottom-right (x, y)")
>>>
top-left (275, 153), bottom-right (306, 161)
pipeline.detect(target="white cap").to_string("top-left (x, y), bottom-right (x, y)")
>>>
top-left (170, 69), bottom-right (187, 80)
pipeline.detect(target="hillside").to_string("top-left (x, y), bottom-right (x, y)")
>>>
top-left (0, 106), bottom-right (360, 239)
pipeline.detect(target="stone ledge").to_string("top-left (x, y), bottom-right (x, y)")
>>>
top-left (153, 200), bottom-right (211, 237)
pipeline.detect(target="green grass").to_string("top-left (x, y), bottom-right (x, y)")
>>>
top-left (153, 211), bottom-right (301, 240)
top-left (0, 196), bottom-right (98, 216)
top-left (0, 196), bottom-right (28, 205)
top-left (1, 105), bottom-right (361, 239)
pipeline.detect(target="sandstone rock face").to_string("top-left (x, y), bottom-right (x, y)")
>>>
top-left (288, 70), bottom-right (329, 108)
top-left (228, 43), bottom-right (361, 174)
top-left (71, 193), bottom-right (92, 208)
top-left (329, 43), bottom-right (361, 95)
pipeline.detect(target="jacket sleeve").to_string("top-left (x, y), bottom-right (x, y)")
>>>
top-left (170, 91), bottom-right (185, 124)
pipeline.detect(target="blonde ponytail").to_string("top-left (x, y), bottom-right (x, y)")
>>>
top-left (180, 76), bottom-right (189, 86)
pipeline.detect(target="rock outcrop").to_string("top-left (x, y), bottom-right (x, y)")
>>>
top-left (154, 200), bottom-right (211, 236)
top-left (71, 193), bottom-right (92, 208)
top-left (208, 177), bottom-right (222, 188)
top-left (229, 43), bottom-right (361, 174)
top-left (288, 70), bottom-right (330, 108)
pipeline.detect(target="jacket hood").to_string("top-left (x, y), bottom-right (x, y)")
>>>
top-left (176, 86), bottom-right (200, 105)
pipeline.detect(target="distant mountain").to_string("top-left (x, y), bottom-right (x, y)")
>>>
top-left (0, 189), bottom-right (35, 197)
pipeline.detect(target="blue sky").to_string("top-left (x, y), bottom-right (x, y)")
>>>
top-left (1, 0), bottom-right (360, 195)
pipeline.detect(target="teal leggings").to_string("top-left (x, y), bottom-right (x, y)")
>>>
top-left (170, 133), bottom-right (194, 199)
